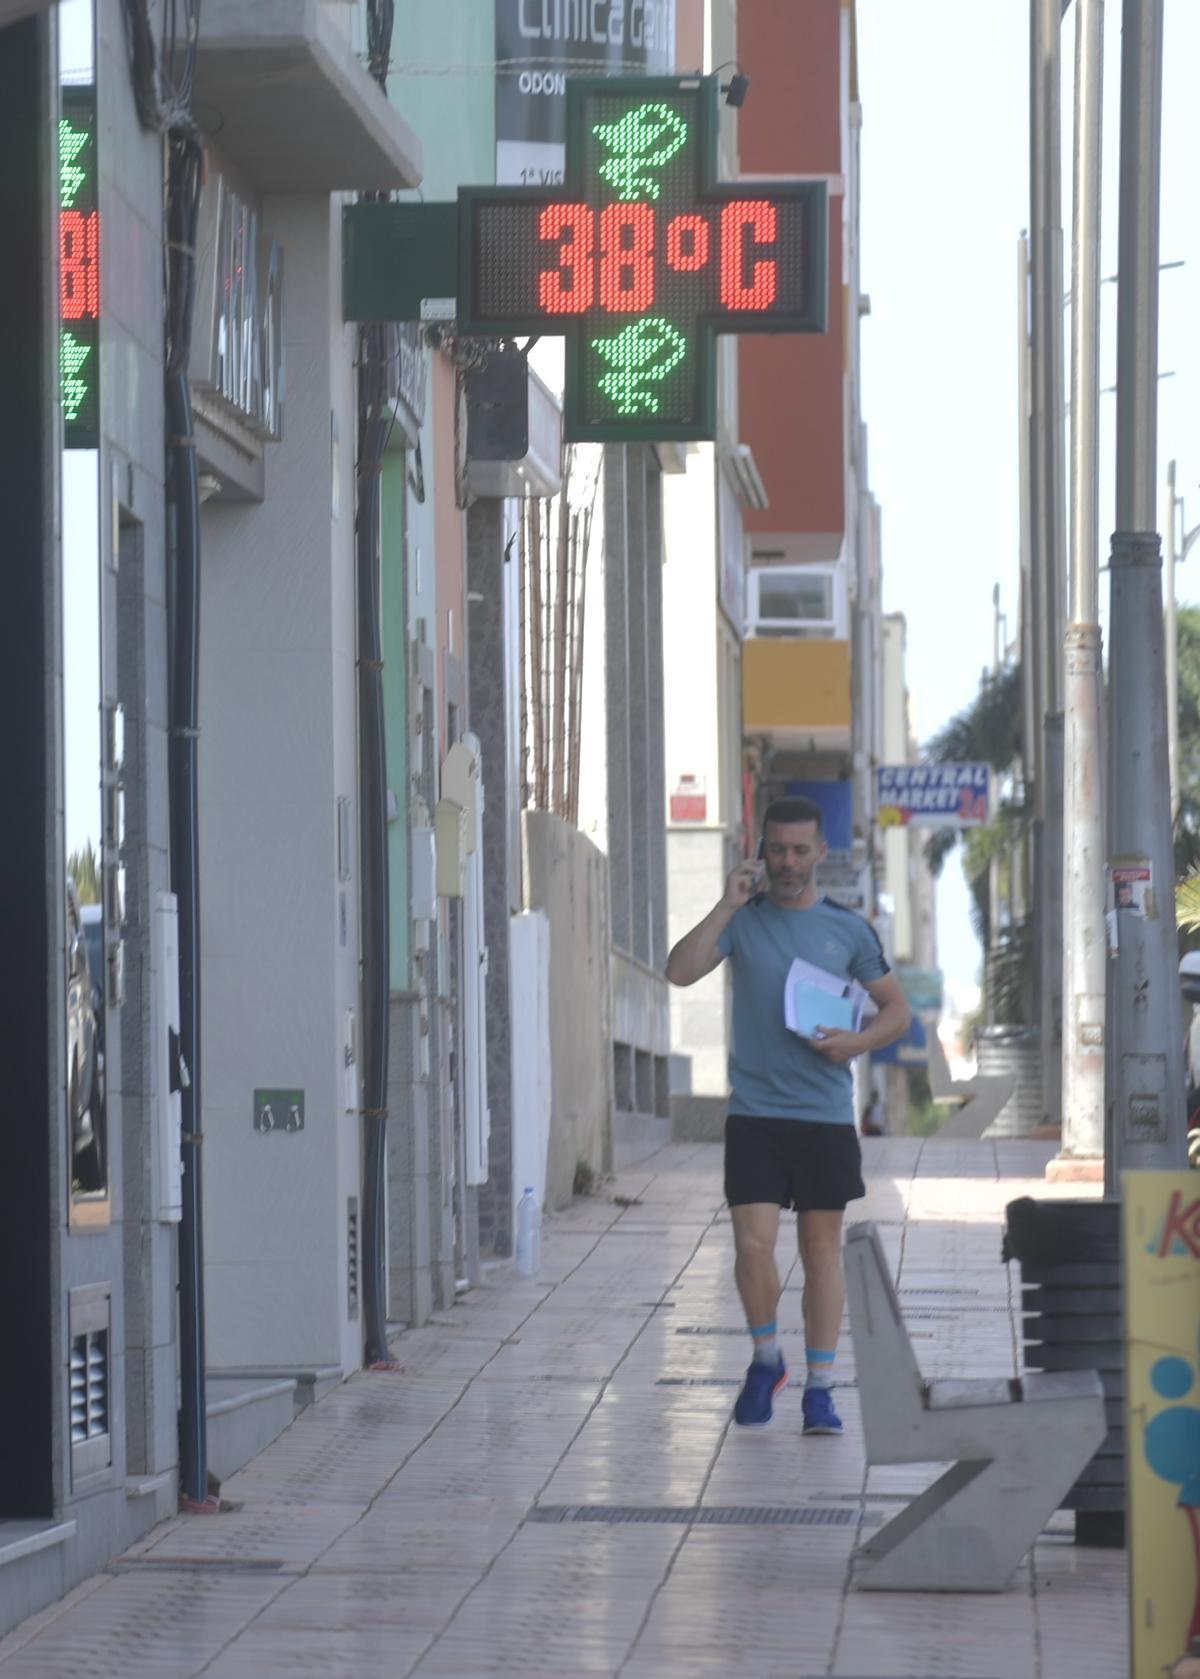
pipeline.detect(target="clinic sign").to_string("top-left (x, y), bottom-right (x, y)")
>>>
top-left (1124, 1174), bottom-right (1200, 1679)
top-left (496, 0), bottom-right (676, 185)
top-left (876, 763), bottom-right (991, 830)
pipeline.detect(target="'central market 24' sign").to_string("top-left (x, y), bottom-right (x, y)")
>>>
top-left (876, 763), bottom-right (990, 829)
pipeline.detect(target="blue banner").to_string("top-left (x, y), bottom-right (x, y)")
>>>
top-left (785, 778), bottom-right (853, 854)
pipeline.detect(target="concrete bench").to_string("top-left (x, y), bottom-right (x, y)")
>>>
top-left (844, 1221), bottom-right (1106, 1592)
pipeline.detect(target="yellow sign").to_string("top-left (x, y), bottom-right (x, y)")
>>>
top-left (1125, 1172), bottom-right (1200, 1679)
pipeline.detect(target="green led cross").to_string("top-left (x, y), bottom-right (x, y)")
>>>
top-left (342, 76), bottom-right (827, 443)
top-left (458, 77), bottom-right (827, 442)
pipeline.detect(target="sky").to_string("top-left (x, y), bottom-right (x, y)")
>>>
top-left (856, 0), bottom-right (1200, 1003)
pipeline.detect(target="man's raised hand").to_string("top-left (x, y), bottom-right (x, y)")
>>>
top-left (723, 859), bottom-right (764, 909)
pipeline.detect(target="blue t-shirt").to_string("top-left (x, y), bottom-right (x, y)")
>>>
top-left (716, 896), bottom-right (889, 1124)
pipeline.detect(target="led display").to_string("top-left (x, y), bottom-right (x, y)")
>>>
top-left (460, 77), bottom-right (826, 442)
top-left (60, 85), bottom-right (99, 448)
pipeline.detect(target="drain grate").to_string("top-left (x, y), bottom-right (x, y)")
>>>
top-left (899, 1287), bottom-right (980, 1297)
top-left (657, 1376), bottom-right (739, 1387)
top-left (528, 1504), bottom-right (860, 1528)
top-left (655, 1376), bottom-right (859, 1388)
top-left (675, 1326), bottom-right (807, 1337)
top-left (110, 1556), bottom-right (291, 1574)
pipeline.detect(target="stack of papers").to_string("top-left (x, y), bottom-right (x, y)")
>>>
top-left (784, 958), bottom-right (868, 1041)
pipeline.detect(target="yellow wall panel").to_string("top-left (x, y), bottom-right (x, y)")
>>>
top-left (742, 639), bottom-right (851, 731)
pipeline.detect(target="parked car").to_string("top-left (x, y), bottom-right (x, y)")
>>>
top-left (66, 879), bottom-right (103, 1192)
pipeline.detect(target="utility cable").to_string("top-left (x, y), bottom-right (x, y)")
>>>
top-left (121, 0), bottom-right (212, 1509)
top-left (356, 0), bottom-right (396, 1369)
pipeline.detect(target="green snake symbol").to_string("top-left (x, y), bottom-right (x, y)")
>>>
top-left (59, 119), bottom-right (89, 209)
top-left (592, 101), bottom-right (687, 201)
top-left (61, 330), bottom-right (92, 423)
top-left (592, 318), bottom-right (687, 416)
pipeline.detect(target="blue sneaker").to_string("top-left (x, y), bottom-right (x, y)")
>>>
top-left (801, 1385), bottom-right (843, 1435)
top-left (734, 1356), bottom-right (787, 1426)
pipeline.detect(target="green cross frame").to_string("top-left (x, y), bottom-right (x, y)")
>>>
top-left (343, 76), bottom-right (827, 444)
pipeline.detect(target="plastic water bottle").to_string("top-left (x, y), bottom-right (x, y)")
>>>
top-left (515, 1187), bottom-right (541, 1278)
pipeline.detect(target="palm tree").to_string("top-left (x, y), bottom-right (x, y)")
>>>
top-left (66, 840), bottom-right (101, 906)
top-left (921, 664), bottom-right (1032, 1025)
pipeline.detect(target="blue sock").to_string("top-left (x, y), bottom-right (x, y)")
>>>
top-left (806, 1348), bottom-right (835, 1390)
top-left (750, 1321), bottom-right (780, 1365)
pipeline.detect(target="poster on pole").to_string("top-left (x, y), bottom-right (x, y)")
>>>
top-left (876, 762), bottom-right (990, 829)
top-left (1124, 1172), bottom-right (1200, 1679)
top-left (1111, 860), bottom-right (1153, 918)
top-left (495, 0), bottom-right (677, 185)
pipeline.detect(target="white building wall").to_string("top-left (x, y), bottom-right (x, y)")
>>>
top-left (662, 445), bottom-right (734, 1099)
top-left (660, 0), bottom-right (743, 1110)
top-left (574, 447), bottom-right (610, 853)
top-left (199, 194), bottom-right (362, 1377)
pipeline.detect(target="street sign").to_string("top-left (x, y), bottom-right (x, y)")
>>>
top-left (342, 76), bottom-right (827, 443)
top-left (60, 85), bottom-right (99, 448)
top-left (896, 965), bottom-right (945, 1013)
top-left (876, 762), bottom-right (991, 829)
top-left (1123, 1174), bottom-right (1200, 1679)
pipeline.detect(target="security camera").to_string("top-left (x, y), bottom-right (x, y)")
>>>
top-left (722, 73), bottom-right (750, 108)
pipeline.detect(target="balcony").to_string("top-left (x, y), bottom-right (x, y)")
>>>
top-left (742, 637), bottom-right (851, 752)
top-left (191, 0), bottom-right (422, 193)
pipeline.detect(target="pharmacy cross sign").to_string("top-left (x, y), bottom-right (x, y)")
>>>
top-left (343, 77), bottom-right (827, 443)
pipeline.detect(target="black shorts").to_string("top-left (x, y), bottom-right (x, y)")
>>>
top-left (724, 1114), bottom-right (865, 1213)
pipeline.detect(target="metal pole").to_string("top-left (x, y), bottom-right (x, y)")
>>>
top-left (1167, 458), bottom-right (1179, 826)
top-left (1029, 7), bottom-right (1046, 812)
top-left (1018, 232), bottom-right (1038, 930)
top-left (1037, 0), bottom-right (1067, 1129)
top-left (1056, 0), bottom-right (1106, 1172)
top-left (990, 585), bottom-right (1004, 955)
top-left (1027, 0), bottom-right (1048, 1081)
top-left (1106, 0), bottom-right (1185, 1189)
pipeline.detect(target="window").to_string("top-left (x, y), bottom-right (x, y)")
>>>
top-left (748, 566), bottom-right (838, 637)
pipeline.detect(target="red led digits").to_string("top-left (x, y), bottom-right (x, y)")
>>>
top-left (599, 202), bottom-right (655, 313)
top-left (538, 203), bottom-right (595, 314)
top-left (61, 209), bottom-right (100, 319)
top-left (719, 200), bottom-right (778, 311)
top-left (664, 213), bottom-right (710, 273)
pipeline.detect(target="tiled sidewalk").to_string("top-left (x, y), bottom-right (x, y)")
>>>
top-left (0, 1138), bottom-right (1128, 1678)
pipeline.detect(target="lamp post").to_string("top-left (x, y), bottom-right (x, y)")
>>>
top-left (1031, 0), bottom-right (1068, 1134)
top-left (1167, 459), bottom-right (1200, 829)
top-left (1055, 0), bottom-right (1106, 1175)
top-left (1105, 0), bottom-right (1187, 1188)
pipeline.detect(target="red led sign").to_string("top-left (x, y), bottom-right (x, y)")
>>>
top-left (61, 210), bottom-right (100, 319)
top-left (459, 77), bottom-right (827, 442)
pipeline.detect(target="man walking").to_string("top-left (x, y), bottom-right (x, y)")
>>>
top-left (666, 797), bottom-right (911, 1433)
